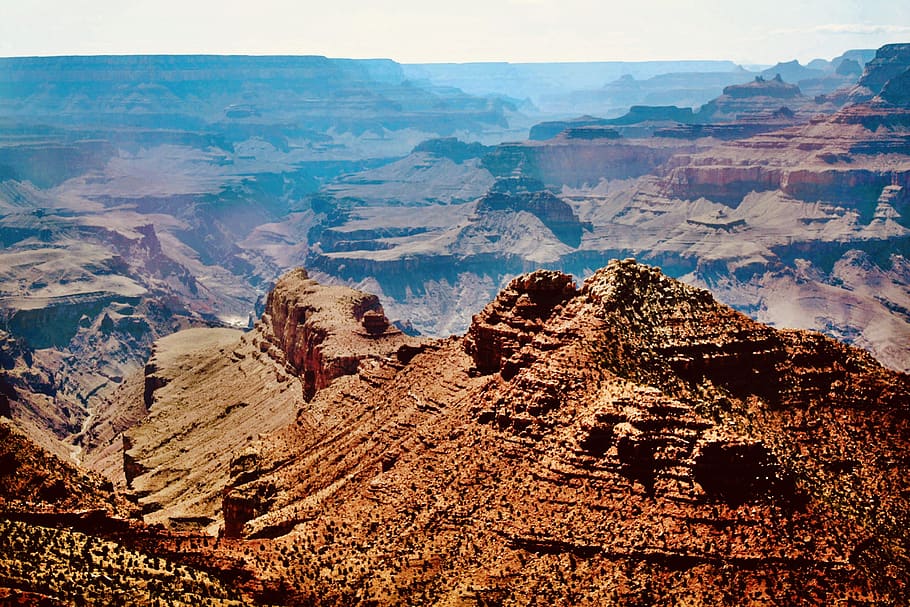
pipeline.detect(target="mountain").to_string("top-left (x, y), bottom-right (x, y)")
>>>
top-left (10, 259), bottom-right (904, 605)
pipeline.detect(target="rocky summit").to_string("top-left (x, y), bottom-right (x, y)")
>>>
top-left (2, 259), bottom-right (910, 604)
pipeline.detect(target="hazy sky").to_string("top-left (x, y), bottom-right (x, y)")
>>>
top-left (2, 0), bottom-right (909, 64)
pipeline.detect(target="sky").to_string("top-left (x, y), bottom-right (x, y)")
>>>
top-left (2, 0), bottom-right (910, 65)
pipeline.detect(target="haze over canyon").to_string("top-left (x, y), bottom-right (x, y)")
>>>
top-left (1, 41), bottom-right (909, 605)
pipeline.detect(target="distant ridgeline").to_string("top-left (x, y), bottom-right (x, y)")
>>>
top-left (0, 54), bottom-right (515, 135)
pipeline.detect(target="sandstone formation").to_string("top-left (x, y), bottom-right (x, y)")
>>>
top-left (257, 268), bottom-right (421, 399)
top-left (209, 260), bottom-right (910, 604)
top-left (3, 259), bottom-right (909, 604)
top-left (106, 271), bottom-right (422, 533)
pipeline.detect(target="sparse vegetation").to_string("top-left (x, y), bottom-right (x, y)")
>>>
top-left (0, 520), bottom-right (243, 606)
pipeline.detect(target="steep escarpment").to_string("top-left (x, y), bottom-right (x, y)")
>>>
top-left (843, 43), bottom-right (910, 103)
top-left (482, 136), bottom-right (690, 186)
top-left (218, 260), bottom-right (910, 605)
top-left (111, 270), bottom-right (422, 532)
top-left (258, 268), bottom-right (421, 399)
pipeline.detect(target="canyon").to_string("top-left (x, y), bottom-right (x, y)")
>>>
top-left (3, 259), bottom-right (909, 604)
top-left (1, 43), bottom-right (910, 605)
top-left (299, 45), bottom-right (910, 375)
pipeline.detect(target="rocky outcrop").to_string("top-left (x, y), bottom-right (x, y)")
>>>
top-left (118, 272), bottom-right (423, 533)
top-left (221, 446), bottom-right (278, 538)
top-left (257, 268), bottom-right (421, 400)
top-left (696, 74), bottom-right (824, 122)
top-left (216, 259), bottom-right (910, 604)
top-left (465, 269), bottom-right (578, 376)
top-left (475, 177), bottom-right (587, 246)
top-left (722, 74), bottom-right (801, 99)
top-left (857, 44), bottom-right (910, 97)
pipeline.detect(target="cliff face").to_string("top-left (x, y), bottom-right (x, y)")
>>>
top-left (856, 43), bottom-right (910, 97)
top-left (482, 138), bottom-right (688, 186)
top-left (219, 260), bottom-right (910, 605)
top-left (258, 268), bottom-right (421, 400)
top-left (113, 270), bottom-right (423, 532)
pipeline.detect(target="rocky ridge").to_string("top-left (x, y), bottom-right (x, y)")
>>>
top-left (2, 260), bottom-right (908, 604)
top-left (106, 271), bottom-right (421, 532)
top-left (209, 260), bottom-right (910, 604)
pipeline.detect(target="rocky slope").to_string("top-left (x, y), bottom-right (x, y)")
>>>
top-left (99, 270), bottom-right (421, 533)
top-left (208, 260), bottom-right (909, 605)
top-left (0, 420), bottom-right (260, 605)
top-left (4, 260), bottom-right (909, 605)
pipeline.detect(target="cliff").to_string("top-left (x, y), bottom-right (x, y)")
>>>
top-left (218, 259), bottom-right (910, 604)
top-left (116, 270), bottom-right (422, 532)
top-left (258, 268), bottom-right (421, 399)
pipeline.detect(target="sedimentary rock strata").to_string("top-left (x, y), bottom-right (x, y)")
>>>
top-left (211, 260), bottom-right (910, 604)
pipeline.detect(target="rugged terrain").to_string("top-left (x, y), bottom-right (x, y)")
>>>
top-left (0, 54), bottom-right (521, 453)
top-left (296, 44), bottom-right (910, 374)
top-left (2, 44), bottom-right (910, 604)
top-left (1, 48), bottom-right (895, 455)
top-left (3, 259), bottom-right (910, 604)
top-left (74, 270), bottom-right (421, 534)
top-left (212, 260), bottom-right (910, 605)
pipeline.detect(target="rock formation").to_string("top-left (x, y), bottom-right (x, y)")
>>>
top-left (208, 260), bottom-right (910, 604)
top-left (3, 259), bottom-right (909, 604)
top-left (110, 271), bottom-right (422, 532)
top-left (257, 268), bottom-right (421, 400)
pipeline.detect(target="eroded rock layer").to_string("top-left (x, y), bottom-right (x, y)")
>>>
top-left (109, 272), bottom-right (422, 532)
top-left (212, 260), bottom-right (910, 605)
